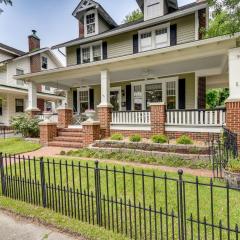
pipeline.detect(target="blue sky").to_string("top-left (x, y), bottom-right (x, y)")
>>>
top-left (0, 0), bottom-right (193, 52)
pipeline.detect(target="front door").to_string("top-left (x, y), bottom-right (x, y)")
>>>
top-left (110, 87), bottom-right (121, 111)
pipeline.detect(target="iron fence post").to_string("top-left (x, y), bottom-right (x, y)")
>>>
top-left (178, 169), bottom-right (185, 240)
top-left (40, 157), bottom-right (47, 208)
top-left (0, 152), bottom-right (6, 195)
top-left (95, 161), bottom-right (102, 226)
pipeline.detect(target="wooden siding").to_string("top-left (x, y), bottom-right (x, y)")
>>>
top-left (66, 45), bottom-right (79, 66)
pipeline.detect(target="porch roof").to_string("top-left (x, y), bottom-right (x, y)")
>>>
top-left (15, 34), bottom-right (238, 89)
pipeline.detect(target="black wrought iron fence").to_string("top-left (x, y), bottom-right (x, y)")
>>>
top-left (0, 126), bottom-right (14, 139)
top-left (0, 154), bottom-right (240, 240)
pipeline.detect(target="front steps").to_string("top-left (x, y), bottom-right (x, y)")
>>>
top-left (48, 128), bottom-right (83, 148)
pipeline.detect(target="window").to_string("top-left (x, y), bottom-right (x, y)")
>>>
top-left (139, 24), bottom-right (170, 52)
top-left (86, 13), bottom-right (95, 35)
top-left (42, 57), bottom-right (48, 69)
top-left (0, 99), bottom-right (2, 116)
top-left (45, 101), bottom-right (52, 112)
top-left (82, 47), bottom-right (91, 63)
top-left (16, 69), bottom-right (25, 86)
top-left (166, 81), bottom-right (176, 109)
top-left (79, 90), bottom-right (89, 113)
top-left (81, 44), bottom-right (102, 63)
top-left (92, 45), bottom-right (101, 61)
top-left (45, 85), bottom-right (51, 91)
top-left (133, 85), bottom-right (143, 110)
top-left (15, 99), bottom-right (24, 113)
top-left (146, 83), bottom-right (163, 109)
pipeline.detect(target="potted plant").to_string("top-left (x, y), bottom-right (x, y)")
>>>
top-left (224, 158), bottom-right (240, 189)
top-left (85, 109), bottom-right (96, 121)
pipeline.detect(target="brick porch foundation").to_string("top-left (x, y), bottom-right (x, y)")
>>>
top-left (39, 122), bottom-right (57, 146)
top-left (97, 105), bottom-right (112, 138)
top-left (57, 108), bottom-right (73, 128)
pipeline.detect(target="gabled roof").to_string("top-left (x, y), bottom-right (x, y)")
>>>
top-left (136, 0), bottom-right (178, 11)
top-left (72, 0), bottom-right (117, 28)
top-left (0, 43), bottom-right (25, 56)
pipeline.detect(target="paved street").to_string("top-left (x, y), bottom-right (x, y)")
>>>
top-left (0, 211), bottom-right (80, 240)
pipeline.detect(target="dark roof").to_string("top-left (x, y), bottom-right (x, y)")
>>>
top-left (0, 43), bottom-right (25, 56)
top-left (52, 1), bottom-right (206, 49)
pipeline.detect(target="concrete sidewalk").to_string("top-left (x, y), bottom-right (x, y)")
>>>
top-left (0, 211), bottom-right (82, 240)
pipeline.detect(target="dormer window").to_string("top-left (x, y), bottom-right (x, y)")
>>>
top-left (42, 56), bottom-right (48, 69)
top-left (86, 13), bottom-right (95, 34)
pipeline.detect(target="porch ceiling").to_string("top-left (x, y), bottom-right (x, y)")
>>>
top-left (15, 37), bottom-right (236, 89)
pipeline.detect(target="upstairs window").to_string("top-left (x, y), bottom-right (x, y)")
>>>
top-left (86, 13), bottom-right (96, 35)
top-left (42, 57), bottom-right (48, 69)
top-left (140, 32), bottom-right (152, 51)
top-left (92, 45), bottom-right (101, 61)
top-left (16, 69), bottom-right (25, 86)
top-left (81, 43), bottom-right (102, 63)
top-left (155, 28), bottom-right (168, 48)
top-left (82, 47), bottom-right (91, 63)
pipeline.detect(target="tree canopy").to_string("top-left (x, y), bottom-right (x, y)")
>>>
top-left (122, 9), bottom-right (143, 23)
top-left (0, 0), bottom-right (12, 13)
top-left (206, 88), bottom-right (229, 109)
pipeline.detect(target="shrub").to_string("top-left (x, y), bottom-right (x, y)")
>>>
top-left (60, 151), bottom-right (66, 155)
top-left (129, 134), bottom-right (142, 142)
top-left (176, 135), bottom-right (193, 145)
top-left (151, 134), bottom-right (168, 144)
top-left (10, 114), bottom-right (41, 138)
top-left (226, 158), bottom-right (240, 173)
top-left (111, 133), bottom-right (124, 141)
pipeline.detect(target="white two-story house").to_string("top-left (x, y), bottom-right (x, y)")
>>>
top-left (16, 0), bottom-right (240, 148)
top-left (0, 31), bottom-right (65, 125)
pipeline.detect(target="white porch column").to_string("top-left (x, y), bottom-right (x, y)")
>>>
top-left (228, 48), bottom-right (240, 100)
top-left (26, 82), bottom-right (39, 111)
top-left (99, 70), bottom-right (112, 107)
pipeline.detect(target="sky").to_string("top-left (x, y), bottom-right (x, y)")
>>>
top-left (0, 0), bottom-right (193, 55)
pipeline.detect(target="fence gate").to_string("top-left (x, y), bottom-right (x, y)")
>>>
top-left (209, 127), bottom-right (238, 178)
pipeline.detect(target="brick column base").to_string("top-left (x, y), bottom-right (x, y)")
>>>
top-left (226, 100), bottom-right (240, 150)
top-left (39, 122), bottom-right (57, 146)
top-left (150, 102), bottom-right (166, 135)
top-left (82, 121), bottom-right (100, 147)
top-left (57, 108), bottom-right (73, 128)
top-left (97, 105), bottom-right (112, 138)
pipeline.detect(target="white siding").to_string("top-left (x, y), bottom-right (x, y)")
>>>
top-left (98, 17), bottom-right (110, 33)
top-left (0, 50), bottom-right (14, 62)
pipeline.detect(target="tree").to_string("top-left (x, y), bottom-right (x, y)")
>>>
top-left (205, 0), bottom-right (240, 37)
top-left (0, 0), bottom-right (12, 13)
top-left (206, 88), bottom-right (229, 109)
top-left (122, 9), bottom-right (143, 23)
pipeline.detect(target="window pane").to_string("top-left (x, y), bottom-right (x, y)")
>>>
top-left (80, 102), bottom-right (89, 113)
top-left (42, 57), bottom-right (48, 69)
top-left (79, 90), bottom-right (89, 102)
top-left (92, 45), bottom-right (101, 61)
top-left (166, 81), bottom-right (176, 109)
top-left (86, 13), bottom-right (95, 34)
top-left (15, 99), bottom-right (24, 113)
top-left (155, 28), bottom-right (168, 48)
top-left (16, 69), bottom-right (24, 75)
top-left (133, 85), bottom-right (143, 110)
top-left (146, 83), bottom-right (162, 108)
top-left (140, 32), bottom-right (152, 51)
top-left (82, 47), bottom-right (90, 63)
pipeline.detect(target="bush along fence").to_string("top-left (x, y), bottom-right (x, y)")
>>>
top-left (0, 154), bottom-right (240, 239)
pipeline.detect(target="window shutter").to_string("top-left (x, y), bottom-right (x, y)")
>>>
top-left (133, 34), bottom-right (139, 54)
top-left (170, 24), bottom-right (177, 46)
top-left (102, 41), bottom-right (108, 60)
top-left (76, 48), bottom-right (81, 64)
top-left (73, 90), bottom-right (78, 113)
top-left (198, 77), bottom-right (206, 109)
top-left (178, 79), bottom-right (186, 109)
top-left (126, 85), bottom-right (132, 111)
top-left (89, 88), bottom-right (94, 110)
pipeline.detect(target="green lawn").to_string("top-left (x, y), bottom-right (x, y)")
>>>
top-left (0, 138), bottom-right (41, 154)
top-left (2, 156), bottom-right (240, 239)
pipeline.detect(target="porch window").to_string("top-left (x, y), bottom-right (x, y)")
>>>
top-left (82, 47), bottom-right (91, 63)
top-left (140, 32), bottom-right (152, 51)
top-left (15, 99), bottom-right (24, 113)
top-left (166, 81), bottom-right (176, 109)
top-left (0, 99), bottom-right (2, 116)
top-left (92, 45), bottom-right (101, 61)
top-left (133, 85), bottom-right (143, 110)
top-left (146, 83), bottom-right (163, 108)
top-left (16, 69), bottom-right (25, 86)
top-left (86, 13), bottom-right (95, 35)
top-left (79, 90), bottom-right (89, 113)
top-left (45, 101), bottom-right (52, 112)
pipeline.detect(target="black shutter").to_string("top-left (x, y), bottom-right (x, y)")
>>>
top-left (170, 24), bottom-right (177, 46)
top-left (73, 90), bottom-right (78, 113)
top-left (89, 88), bottom-right (94, 110)
top-left (76, 48), bottom-right (81, 64)
top-left (102, 41), bottom-right (108, 60)
top-left (133, 34), bottom-right (139, 54)
top-left (178, 79), bottom-right (186, 109)
top-left (198, 77), bottom-right (206, 109)
top-left (126, 85), bottom-right (132, 111)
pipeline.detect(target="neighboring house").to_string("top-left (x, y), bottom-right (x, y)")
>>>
top-left (0, 31), bottom-right (65, 125)
top-left (16, 0), bottom-right (240, 148)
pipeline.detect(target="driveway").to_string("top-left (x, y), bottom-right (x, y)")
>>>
top-left (0, 211), bottom-right (82, 240)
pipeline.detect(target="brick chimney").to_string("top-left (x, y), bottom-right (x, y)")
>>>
top-left (79, 21), bottom-right (84, 38)
top-left (28, 30), bottom-right (41, 73)
top-left (28, 30), bottom-right (40, 52)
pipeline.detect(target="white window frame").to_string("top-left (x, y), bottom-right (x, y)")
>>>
top-left (16, 68), bottom-right (25, 86)
top-left (138, 23), bottom-right (170, 52)
top-left (131, 76), bottom-right (179, 110)
top-left (110, 87), bottom-right (122, 111)
top-left (77, 87), bottom-right (90, 114)
top-left (80, 41), bottom-right (102, 64)
top-left (84, 9), bottom-right (99, 37)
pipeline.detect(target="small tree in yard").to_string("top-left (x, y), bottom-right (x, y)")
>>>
top-left (0, 0), bottom-right (12, 13)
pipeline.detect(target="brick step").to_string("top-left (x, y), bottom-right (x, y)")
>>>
top-left (58, 131), bottom-right (83, 137)
top-left (48, 141), bottom-right (83, 148)
top-left (53, 136), bottom-right (83, 143)
top-left (59, 128), bottom-right (83, 132)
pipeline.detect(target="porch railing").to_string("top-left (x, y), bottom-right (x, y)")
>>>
top-left (111, 111), bottom-right (151, 125)
top-left (37, 113), bottom-right (58, 123)
top-left (166, 108), bottom-right (226, 126)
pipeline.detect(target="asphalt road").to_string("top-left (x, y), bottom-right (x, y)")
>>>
top-left (0, 211), bottom-right (80, 240)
